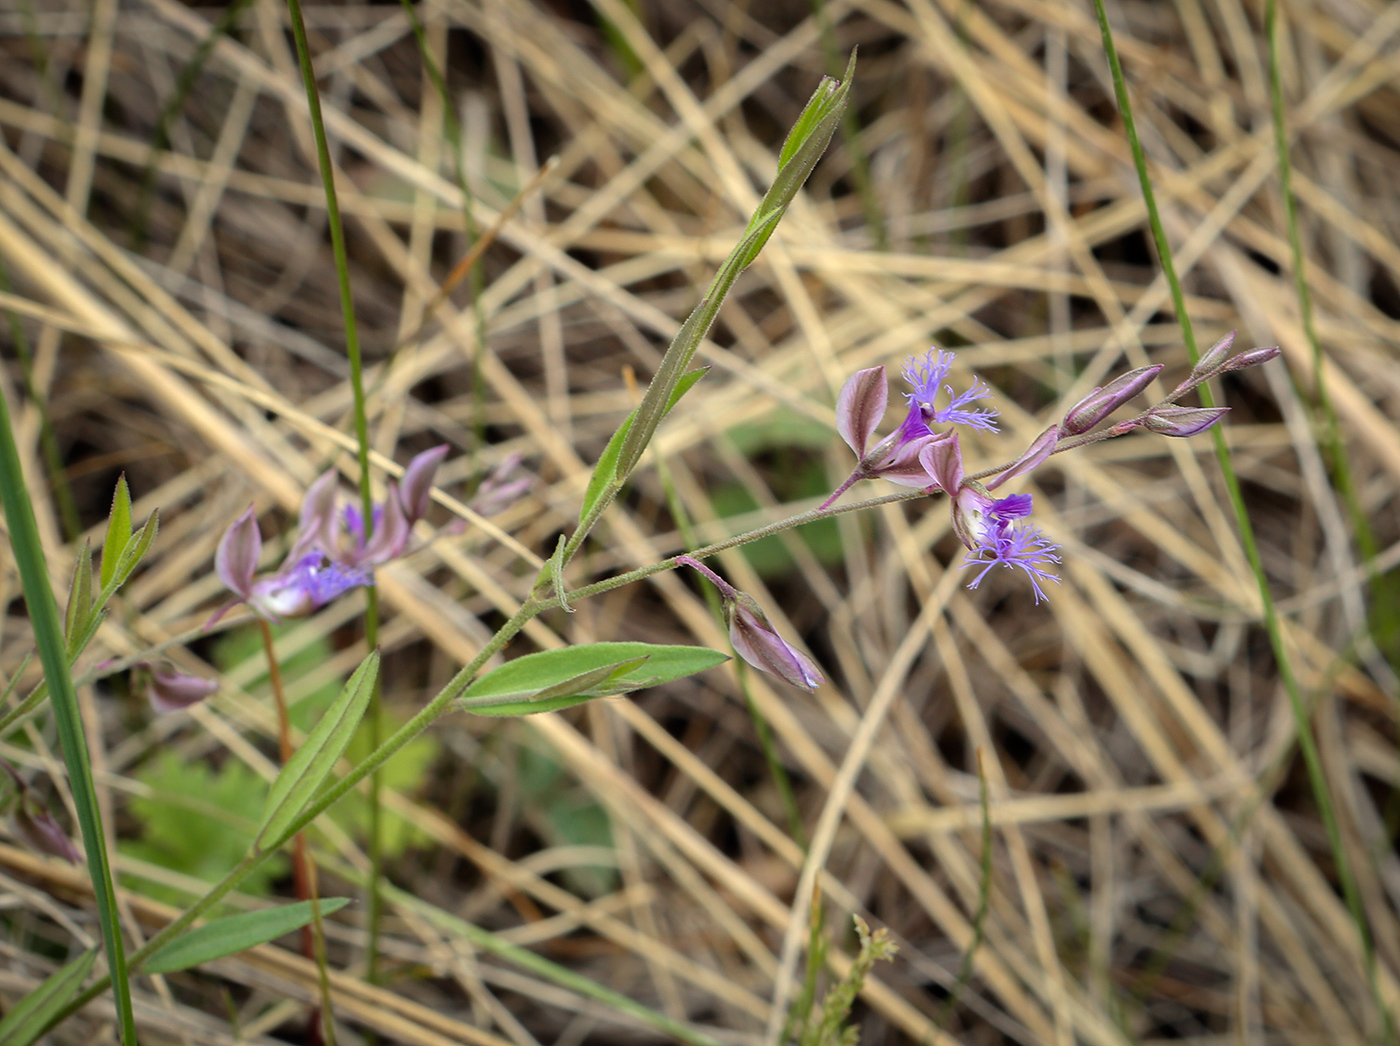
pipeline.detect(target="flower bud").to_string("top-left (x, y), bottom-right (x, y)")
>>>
top-left (15, 801), bottom-right (81, 863)
top-left (144, 664), bottom-right (219, 714)
top-left (400, 445), bottom-right (450, 523)
top-left (1189, 330), bottom-right (1236, 380)
top-left (1142, 406), bottom-right (1230, 437)
top-left (215, 506), bottom-right (261, 599)
top-left (1060, 365), bottom-right (1164, 436)
top-left (1220, 346), bottom-right (1281, 372)
top-left (986, 425), bottom-right (1058, 491)
top-left (728, 594), bottom-right (824, 692)
top-left (836, 366), bottom-right (888, 458)
top-left (469, 454), bottom-right (531, 516)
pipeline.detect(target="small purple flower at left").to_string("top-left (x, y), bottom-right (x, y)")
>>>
top-left (139, 662), bottom-right (220, 714)
top-left (209, 446), bottom-right (449, 624)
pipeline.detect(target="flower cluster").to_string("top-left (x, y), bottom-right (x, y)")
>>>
top-left (211, 446), bottom-right (449, 623)
top-left (832, 333), bottom-right (1279, 603)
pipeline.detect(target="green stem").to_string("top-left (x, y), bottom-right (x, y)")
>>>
top-left (284, 0), bottom-right (386, 1001)
top-left (1091, 1), bottom-right (1384, 1031)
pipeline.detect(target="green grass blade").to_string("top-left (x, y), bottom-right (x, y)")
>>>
top-left (0, 363), bottom-right (136, 1043)
top-left (1091, 0), bottom-right (1386, 1031)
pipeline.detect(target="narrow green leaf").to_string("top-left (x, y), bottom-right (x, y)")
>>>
top-left (256, 651), bottom-right (379, 847)
top-left (456, 643), bottom-right (728, 717)
top-left (63, 540), bottom-right (91, 652)
top-left (578, 411), bottom-right (634, 525)
top-left (99, 477), bottom-right (132, 591)
top-left (0, 948), bottom-right (97, 1046)
top-left (111, 511), bottom-right (159, 594)
top-left (142, 898), bottom-right (351, 974)
top-left (455, 656), bottom-right (650, 717)
top-left (0, 374), bottom-right (136, 1041)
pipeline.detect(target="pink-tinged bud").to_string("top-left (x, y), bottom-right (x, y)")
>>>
top-left (1060, 365), bottom-right (1164, 436)
top-left (144, 664), bottom-right (219, 714)
top-left (468, 455), bottom-right (531, 516)
top-left (215, 506), bottom-right (261, 599)
top-left (1190, 330), bottom-right (1236, 379)
top-left (986, 425), bottom-right (1058, 491)
top-left (400, 445), bottom-right (450, 523)
top-left (1143, 406), bottom-right (1230, 437)
top-left (918, 431), bottom-right (963, 494)
top-left (1221, 345), bottom-right (1281, 372)
top-left (836, 366), bottom-right (887, 459)
top-left (361, 482), bottom-right (411, 565)
top-left (15, 802), bottom-right (81, 863)
top-left (728, 594), bottom-right (824, 692)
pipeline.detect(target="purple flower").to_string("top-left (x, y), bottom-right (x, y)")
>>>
top-left (210, 446), bottom-right (452, 625)
top-left (920, 434), bottom-right (1062, 603)
top-left (895, 348), bottom-right (999, 444)
top-left (1, 759), bottom-right (81, 863)
top-left (212, 508), bottom-right (371, 624)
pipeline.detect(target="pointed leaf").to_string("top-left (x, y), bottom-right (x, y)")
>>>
top-left (99, 477), bottom-right (132, 591)
top-left (63, 540), bottom-right (91, 651)
top-left (102, 512), bottom-right (159, 604)
top-left (457, 642), bottom-right (728, 714)
top-left (256, 651), bottom-right (379, 847)
top-left (0, 948), bottom-right (97, 1046)
top-left (455, 656), bottom-right (650, 717)
top-left (143, 898), bottom-right (351, 974)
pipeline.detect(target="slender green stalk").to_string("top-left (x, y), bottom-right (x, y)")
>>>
top-left (284, 0), bottom-right (388, 1003)
top-left (1091, 1), bottom-right (1384, 1030)
top-left (1264, 1), bottom-right (1395, 665)
top-left (0, 358), bottom-right (136, 1041)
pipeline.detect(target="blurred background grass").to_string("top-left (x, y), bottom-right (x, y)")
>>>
top-left (1, 0), bottom-right (1399, 1042)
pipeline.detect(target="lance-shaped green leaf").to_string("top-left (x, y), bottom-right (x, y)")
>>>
top-left (578, 367), bottom-right (708, 525)
top-left (143, 898), bottom-right (351, 974)
top-left (100, 512), bottom-right (159, 604)
top-left (256, 651), bottom-right (379, 848)
top-left (611, 54), bottom-right (854, 483)
top-left (63, 540), bottom-right (92, 654)
top-left (0, 948), bottom-right (97, 1046)
top-left (455, 656), bottom-right (649, 717)
top-left (99, 477), bottom-right (132, 591)
top-left (455, 642), bottom-right (728, 718)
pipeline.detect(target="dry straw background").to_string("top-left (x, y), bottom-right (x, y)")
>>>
top-left (1, 0), bottom-right (1399, 1043)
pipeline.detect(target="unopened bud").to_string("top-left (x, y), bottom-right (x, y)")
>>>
top-left (144, 664), bottom-right (219, 714)
top-left (1220, 346), bottom-right (1281, 372)
top-left (1189, 330), bottom-right (1237, 380)
top-left (1061, 365), bottom-right (1164, 436)
top-left (1143, 406), bottom-right (1230, 437)
top-left (728, 596), bottom-right (824, 692)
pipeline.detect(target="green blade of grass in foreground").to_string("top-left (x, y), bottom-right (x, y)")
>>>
top-left (1090, 0), bottom-right (1387, 1033)
top-left (0, 373), bottom-right (136, 1042)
